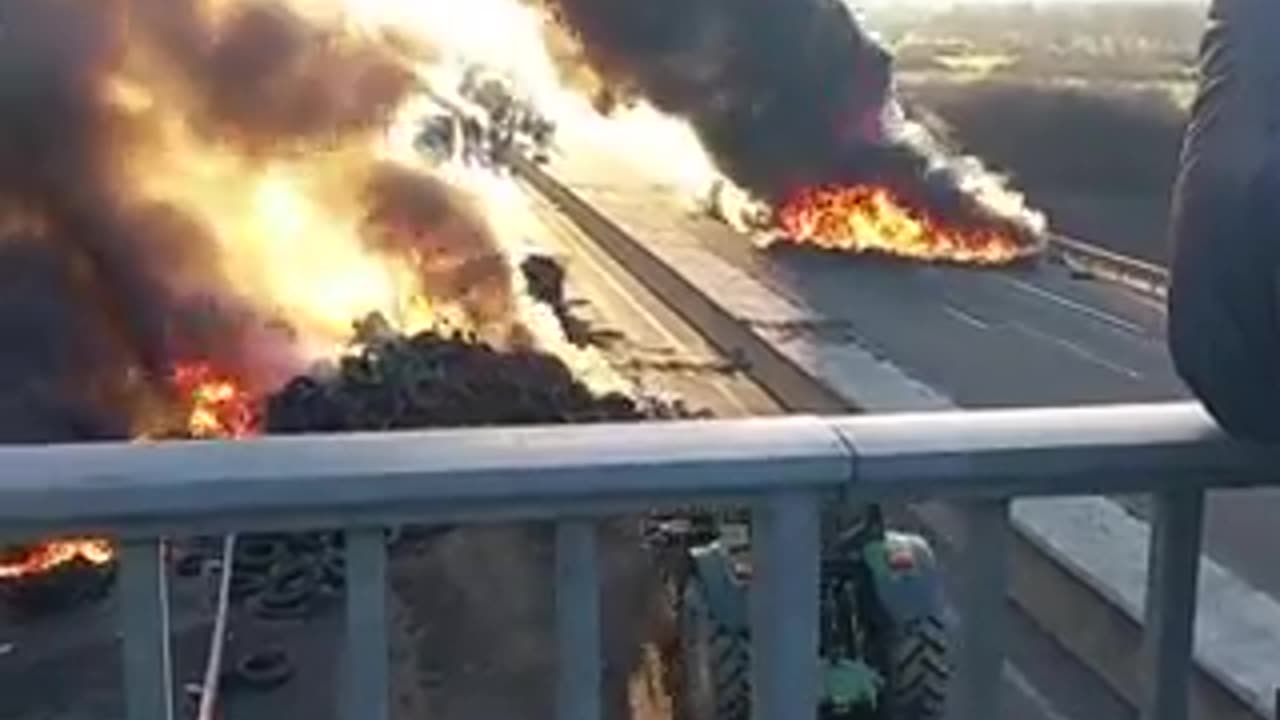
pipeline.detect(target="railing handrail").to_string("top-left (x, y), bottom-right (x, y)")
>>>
top-left (1049, 233), bottom-right (1170, 300)
top-left (5, 400), bottom-right (1278, 720)
top-left (0, 415), bottom-right (846, 540)
top-left (1, 402), bottom-right (1277, 542)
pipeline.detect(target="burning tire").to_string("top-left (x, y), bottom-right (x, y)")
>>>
top-left (0, 540), bottom-right (117, 616)
top-left (675, 578), bottom-right (750, 720)
top-left (0, 561), bottom-right (115, 616)
top-left (888, 615), bottom-right (949, 720)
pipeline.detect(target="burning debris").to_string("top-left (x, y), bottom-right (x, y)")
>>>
top-left (0, 353), bottom-right (265, 609)
top-left (0, 541), bottom-right (116, 616)
top-left (770, 183), bottom-right (1035, 265)
top-left (524, 0), bottom-right (1045, 264)
top-left (171, 362), bottom-right (261, 439)
top-left (518, 253), bottom-right (597, 346)
top-left (520, 254), bottom-right (568, 310)
top-left (0, 541), bottom-right (114, 582)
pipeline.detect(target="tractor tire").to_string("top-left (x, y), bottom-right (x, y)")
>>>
top-left (889, 614), bottom-right (949, 720)
top-left (676, 579), bottom-right (751, 720)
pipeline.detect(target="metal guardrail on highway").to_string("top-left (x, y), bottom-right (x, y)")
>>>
top-left (1049, 233), bottom-right (1170, 301)
top-left (1, 403), bottom-right (1276, 720)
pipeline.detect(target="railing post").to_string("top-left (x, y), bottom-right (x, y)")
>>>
top-left (118, 537), bottom-right (174, 720)
top-left (345, 527), bottom-right (389, 720)
top-left (952, 498), bottom-right (1011, 720)
top-left (751, 490), bottom-right (821, 720)
top-left (555, 519), bottom-right (601, 720)
top-left (1140, 489), bottom-right (1205, 720)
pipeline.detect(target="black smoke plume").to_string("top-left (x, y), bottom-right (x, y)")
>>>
top-left (0, 0), bottom-right (504, 442)
top-left (531, 0), bottom-right (1040, 239)
top-left (129, 0), bottom-right (417, 151)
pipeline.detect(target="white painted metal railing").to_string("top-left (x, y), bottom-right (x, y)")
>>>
top-left (1, 402), bottom-right (1277, 720)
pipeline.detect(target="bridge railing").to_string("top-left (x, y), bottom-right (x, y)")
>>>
top-left (1, 401), bottom-right (1276, 720)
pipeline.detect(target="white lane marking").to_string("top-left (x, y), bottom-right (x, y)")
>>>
top-left (1000, 276), bottom-right (1147, 336)
top-left (943, 605), bottom-right (1072, 720)
top-left (942, 304), bottom-right (992, 330)
top-left (1122, 289), bottom-right (1168, 316)
top-left (1002, 661), bottom-right (1074, 720)
top-left (1012, 321), bottom-right (1144, 380)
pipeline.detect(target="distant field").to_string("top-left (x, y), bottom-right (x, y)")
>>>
top-left (900, 78), bottom-right (1188, 263)
top-left (898, 72), bottom-right (1196, 112)
top-left (866, 1), bottom-right (1202, 264)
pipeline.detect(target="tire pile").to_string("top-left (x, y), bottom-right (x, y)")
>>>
top-left (203, 316), bottom-right (677, 696)
top-left (265, 323), bottom-right (645, 433)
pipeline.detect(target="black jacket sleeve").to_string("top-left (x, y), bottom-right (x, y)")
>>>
top-left (1167, 0), bottom-right (1280, 441)
top-left (1169, 154), bottom-right (1280, 441)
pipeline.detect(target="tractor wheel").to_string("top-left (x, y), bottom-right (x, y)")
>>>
top-left (888, 614), bottom-right (949, 719)
top-left (675, 579), bottom-right (751, 720)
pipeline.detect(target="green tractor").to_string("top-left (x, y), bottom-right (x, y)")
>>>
top-left (645, 505), bottom-right (949, 720)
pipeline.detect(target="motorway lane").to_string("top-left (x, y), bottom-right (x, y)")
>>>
top-left (490, 174), bottom-right (1134, 720)
top-left (535, 139), bottom-right (1280, 715)
top-left (709, 241), bottom-right (1180, 408)
top-left (544, 147), bottom-right (1183, 409)
top-left (518, 160), bottom-right (1133, 720)
top-left (514, 175), bottom-right (779, 417)
top-left (581, 165), bottom-right (1280, 607)
top-left (0, 562), bottom-right (218, 720)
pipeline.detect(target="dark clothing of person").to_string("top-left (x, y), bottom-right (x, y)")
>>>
top-left (1168, 0), bottom-right (1280, 441)
top-left (1170, 152), bottom-right (1280, 441)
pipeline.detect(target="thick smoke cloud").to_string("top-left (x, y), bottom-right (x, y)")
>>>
top-left (0, 239), bottom-right (136, 442)
top-left (0, 0), bottom-right (507, 442)
top-left (362, 164), bottom-right (516, 333)
top-left (0, 0), bottom-right (178, 439)
top-left (532, 0), bottom-right (892, 198)
top-left (130, 0), bottom-right (417, 149)
top-left (531, 0), bottom-right (1038, 238)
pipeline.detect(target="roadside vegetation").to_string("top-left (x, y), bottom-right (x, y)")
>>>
top-left (865, 1), bottom-right (1205, 262)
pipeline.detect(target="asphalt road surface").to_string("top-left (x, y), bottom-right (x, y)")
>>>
top-left (539, 136), bottom-right (1280, 608)
top-left (529, 132), bottom-right (1280, 717)
top-left (518, 170), bottom-right (1133, 720)
top-left (544, 142), bottom-right (1181, 408)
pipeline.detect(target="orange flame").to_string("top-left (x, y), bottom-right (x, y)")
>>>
top-left (771, 184), bottom-right (1036, 266)
top-left (172, 361), bottom-right (262, 439)
top-left (0, 539), bottom-right (115, 580)
top-left (0, 364), bottom-right (262, 586)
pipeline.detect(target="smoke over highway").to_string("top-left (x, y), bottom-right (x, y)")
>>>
top-left (527, 0), bottom-right (1045, 256)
